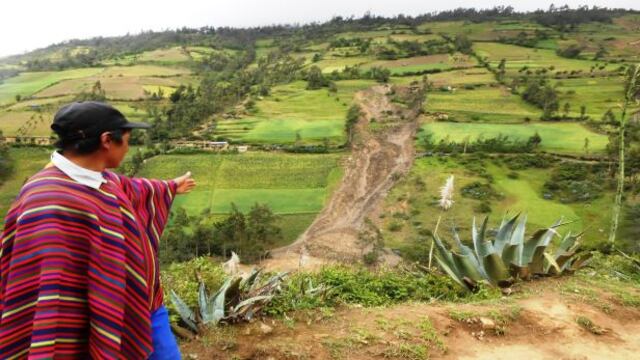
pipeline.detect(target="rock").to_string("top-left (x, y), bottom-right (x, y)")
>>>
top-left (260, 323), bottom-right (273, 335)
top-left (479, 317), bottom-right (496, 330)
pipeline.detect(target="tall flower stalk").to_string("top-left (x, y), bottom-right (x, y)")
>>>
top-left (609, 64), bottom-right (640, 247)
top-left (430, 175), bottom-right (455, 268)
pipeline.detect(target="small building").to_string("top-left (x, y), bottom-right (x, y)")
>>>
top-left (0, 136), bottom-right (54, 146)
top-left (172, 140), bottom-right (230, 151)
top-left (236, 145), bottom-right (248, 153)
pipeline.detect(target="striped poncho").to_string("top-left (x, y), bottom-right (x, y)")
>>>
top-left (0, 165), bottom-right (177, 359)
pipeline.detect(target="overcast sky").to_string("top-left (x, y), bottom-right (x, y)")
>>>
top-left (1, 0), bottom-right (638, 58)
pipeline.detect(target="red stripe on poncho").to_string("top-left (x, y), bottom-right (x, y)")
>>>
top-left (0, 165), bottom-right (177, 359)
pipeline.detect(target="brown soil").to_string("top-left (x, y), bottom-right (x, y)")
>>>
top-left (262, 84), bottom-right (424, 271)
top-left (179, 278), bottom-right (640, 359)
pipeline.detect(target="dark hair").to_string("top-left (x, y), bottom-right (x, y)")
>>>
top-left (54, 128), bottom-right (130, 155)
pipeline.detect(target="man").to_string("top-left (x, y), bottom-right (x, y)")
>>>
top-left (0, 101), bottom-right (195, 359)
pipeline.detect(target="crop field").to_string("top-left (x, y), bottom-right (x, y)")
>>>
top-left (314, 56), bottom-right (373, 73)
top-left (417, 20), bottom-right (547, 41)
top-left (474, 42), bottom-right (620, 75)
top-left (137, 152), bottom-right (343, 214)
top-left (33, 72), bottom-right (193, 100)
top-left (422, 121), bottom-right (608, 154)
top-left (0, 68), bottom-right (104, 105)
top-left (216, 80), bottom-right (374, 144)
top-left (379, 157), bottom-right (611, 251)
top-left (0, 110), bottom-right (53, 136)
top-left (136, 47), bottom-right (191, 64)
top-left (365, 53), bottom-right (477, 75)
top-left (553, 76), bottom-right (637, 120)
top-left (425, 86), bottom-right (541, 122)
top-left (392, 69), bottom-right (497, 87)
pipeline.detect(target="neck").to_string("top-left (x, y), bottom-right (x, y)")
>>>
top-left (62, 151), bottom-right (107, 172)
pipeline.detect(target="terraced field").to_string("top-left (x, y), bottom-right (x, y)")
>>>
top-left (216, 80), bottom-right (375, 145)
top-left (422, 121), bottom-right (608, 154)
top-left (0, 68), bottom-right (104, 105)
top-left (425, 86), bottom-right (541, 123)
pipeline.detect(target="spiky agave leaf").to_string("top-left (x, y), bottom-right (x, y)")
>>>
top-left (452, 223), bottom-right (488, 280)
top-left (502, 214), bottom-right (528, 269)
top-left (494, 213), bottom-right (520, 254)
top-left (240, 268), bottom-right (262, 291)
top-left (198, 281), bottom-right (214, 324)
top-left (170, 289), bottom-right (198, 332)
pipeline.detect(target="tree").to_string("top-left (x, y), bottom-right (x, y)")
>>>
top-left (527, 131), bottom-right (542, 148)
top-left (584, 137), bottom-right (590, 154)
top-left (563, 102), bottom-right (571, 118)
top-left (497, 59), bottom-right (507, 82)
top-left (453, 34), bottom-right (473, 54)
top-left (580, 105), bottom-right (587, 120)
top-left (306, 66), bottom-right (327, 90)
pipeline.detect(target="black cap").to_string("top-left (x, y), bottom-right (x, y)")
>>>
top-left (51, 101), bottom-right (151, 140)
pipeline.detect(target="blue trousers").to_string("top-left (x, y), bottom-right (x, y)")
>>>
top-left (148, 305), bottom-right (182, 360)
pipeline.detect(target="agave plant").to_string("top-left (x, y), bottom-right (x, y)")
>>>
top-left (433, 214), bottom-right (592, 292)
top-left (170, 268), bottom-right (288, 334)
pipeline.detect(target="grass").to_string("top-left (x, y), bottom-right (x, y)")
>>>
top-left (553, 76), bottom-right (638, 121)
top-left (0, 147), bottom-right (52, 222)
top-left (378, 157), bottom-right (611, 251)
top-left (422, 121), bottom-right (608, 154)
top-left (0, 110), bottom-right (53, 136)
top-left (0, 68), bottom-right (104, 105)
top-left (474, 42), bottom-right (619, 75)
top-left (425, 86), bottom-right (542, 123)
top-left (365, 53), bottom-right (477, 76)
top-left (216, 80), bottom-right (375, 145)
top-left (136, 152), bottom-right (344, 216)
top-left (136, 47), bottom-right (191, 64)
top-left (34, 73), bottom-right (193, 100)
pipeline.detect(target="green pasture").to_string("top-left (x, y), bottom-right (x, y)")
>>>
top-left (422, 121), bottom-right (608, 154)
top-left (0, 147), bottom-right (51, 221)
top-left (216, 80), bottom-right (375, 145)
top-left (379, 157), bottom-right (610, 251)
top-left (136, 47), bottom-right (191, 64)
top-left (417, 20), bottom-right (548, 41)
top-left (0, 68), bottom-right (104, 105)
top-left (426, 86), bottom-right (541, 122)
top-left (553, 76), bottom-right (636, 120)
top-left (365, 53), bottom-right (477, 75)
top-left (392, 69), bottom-right (497, 87)
top-left (314, 56), bottom-right (373, 73)
top-left (137, 152), bottom-right (344, 216)
top-left (474, 42), bottom-right (619, 75)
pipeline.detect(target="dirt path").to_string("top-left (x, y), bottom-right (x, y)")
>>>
top-left (262, 84), bottom-right (425, 270)
top-left (180, 277), bottom-right (640, 359)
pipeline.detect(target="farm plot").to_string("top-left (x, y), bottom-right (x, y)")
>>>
top-left (422, 121), bottom-right (608, 154)
top-left (365, 53), bottom-right (477, 75)
top-left (33, 66), bottom-right (194, 100)
top-left (392, 69), bottom-right (497, 87)
top-left (216, 80), bottom-right (375, 145)
top-left (314, 56), bottom-right (373, 74)
top-left (474, 42), bottom-right (619, 75)
top-left (0, 110), bottom-right (54, 136)
top-left (137, 152), bottom-right (343, 215)
top-left (0, 68), bottom-right (103, 105)
top-left (553, 76), bottom-right (637, 120)
top-left (136, 47), bottom-right (191, 64)
top-left (425, 86), bottom-right (541, 123)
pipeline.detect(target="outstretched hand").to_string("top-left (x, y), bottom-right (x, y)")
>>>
top-left (173, 171), bottom-right (196, 194)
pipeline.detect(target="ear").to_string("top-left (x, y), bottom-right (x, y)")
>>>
top-left (99, 132), bottom-right (112, 150)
